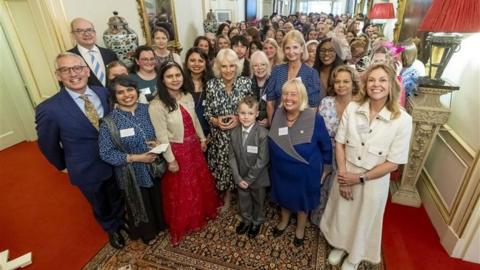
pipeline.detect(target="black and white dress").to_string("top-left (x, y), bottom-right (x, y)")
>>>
top-left (204, 76), bottom-right (252, 191)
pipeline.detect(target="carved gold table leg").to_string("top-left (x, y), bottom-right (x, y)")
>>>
top-left (390, 82), bottom-right (459, 207)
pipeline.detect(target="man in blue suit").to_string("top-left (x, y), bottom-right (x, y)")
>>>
top-left (36, 52), bottom-right (125, 249)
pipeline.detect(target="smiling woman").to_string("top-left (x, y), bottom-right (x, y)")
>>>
top-left (129, 45), bottom-right (158, 103)
top-left (148, 61), bottom-right (220, 245)
top-left (265, 30), bottom-right (321, 126)
top-left (205, 48), bottom-right (253, 210)
top-left (98, 75), bottom-right (167, 246)
top-left (320, 63), bottom-right (412, 269)
top-left (313, 38), bottom-right (345, 95)
top-left (268, 78), bottom-right (332, 247)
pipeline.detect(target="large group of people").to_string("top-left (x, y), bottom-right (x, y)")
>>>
top-left (35, 12), bottom-right (418, 269)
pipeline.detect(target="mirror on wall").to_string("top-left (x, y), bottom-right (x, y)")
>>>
top-left (136, 0), bottom-right (182, 53)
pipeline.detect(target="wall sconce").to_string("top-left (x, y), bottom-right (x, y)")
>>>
top-left (418, 0), bottom-right (480, 85)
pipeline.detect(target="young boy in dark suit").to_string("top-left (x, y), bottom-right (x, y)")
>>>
top-left (228, 96), bottom-right (270, 239)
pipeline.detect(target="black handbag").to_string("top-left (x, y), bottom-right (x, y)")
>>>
top-left (148, 156), bottom-right (167, 178)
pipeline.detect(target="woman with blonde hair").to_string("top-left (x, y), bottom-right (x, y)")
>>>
top-left (262, 38), bottom-right (283, 67)
top-left (269, 78), bottom-right (332, 246)
top-left (216, 34), bottom-right (231, 53)
top-left (205, 48), bottom-right (253, 211)
top-left (305, 40), bottom-right (319, 67)
top-left (265, 30), bottom-right (321, 125)
top-left (321, 63), bottom-right (412, 270)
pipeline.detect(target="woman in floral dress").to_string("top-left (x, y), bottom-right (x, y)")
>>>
top-left (204, 48), bottom-right (253, 211)
top-left (311, 65), bottom-right (360, 226)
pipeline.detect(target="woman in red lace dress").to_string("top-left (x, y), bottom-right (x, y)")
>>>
top-left (149, 61), bottom-right (220, 245)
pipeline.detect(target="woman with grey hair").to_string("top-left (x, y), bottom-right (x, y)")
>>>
top-left (249, 50), bottom-right (271, 126)
top-left (205, 48), bottom-right (253, 211)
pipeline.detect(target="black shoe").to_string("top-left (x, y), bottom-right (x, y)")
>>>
top-left (119, 223), bottom-right (131, 236)
top-left (272, 225), bottom-right (287, 238)
top-left (142, 237), bottom-right (157, 246)
top-left (109, 231), bottom-right (125, 249)
top-left (293, 235), bottom-right (304, 247)
top-left (236, 221), bottom-right (251, 235)
top-left (248, 224), bottom-right (261, 239)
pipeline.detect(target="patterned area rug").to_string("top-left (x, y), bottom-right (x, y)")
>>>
top-left (83, 204), bottom-right (385, 270)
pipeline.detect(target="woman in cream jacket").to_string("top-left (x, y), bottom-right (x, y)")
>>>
top-left (148, 61), bottom-right (220, 245)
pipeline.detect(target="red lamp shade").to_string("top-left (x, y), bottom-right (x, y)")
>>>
top-left (368, 3), bottom-right (395, 20)
top-left (419, 0), bottom-right (480, 32)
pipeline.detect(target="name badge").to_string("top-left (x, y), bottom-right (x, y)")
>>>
top-left (278, 127), bottom-right (288, 136)
top-left (247, 146), bottom-right (258, 154)
top-left (138, 94), bottom-right (148, 104)
top-left (120, 128), bottom-right (135, 137)
top-left (140, 87), bottom-right (151, 95)
top-left (357, 123), bottom-right (370, 134)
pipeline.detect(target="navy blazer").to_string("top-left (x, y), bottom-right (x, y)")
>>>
top-left (35, 86), bottom-right (113, 186)
top-left (68, 45), bottom-right (118, 87)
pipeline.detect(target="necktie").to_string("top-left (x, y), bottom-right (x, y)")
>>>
top-left (89, 50), bottom-right (105, 86)
top-left (79, 95), bottom-right (99, 129)
top-left (242, 130), bottom-right (248, 146)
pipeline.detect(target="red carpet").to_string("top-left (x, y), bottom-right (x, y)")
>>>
top-left (383, 199), bottom-right (480, 270)
top-left (1, 141), bottom-right (479, 269)
top-left (0, 142), bottom-right (106, 269)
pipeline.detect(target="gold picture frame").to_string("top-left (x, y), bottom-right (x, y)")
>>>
top-left (136, 0), bottom-right (182, 53)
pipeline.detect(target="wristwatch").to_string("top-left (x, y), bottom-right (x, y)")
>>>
top-left (359, 174), bottom-right (368, 184)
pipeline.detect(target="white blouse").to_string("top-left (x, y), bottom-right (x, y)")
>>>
top-left (335, 101), bottom-right (412, 170)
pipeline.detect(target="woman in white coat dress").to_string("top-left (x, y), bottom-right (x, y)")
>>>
top-left (320, 63), bottom-right (412, 270)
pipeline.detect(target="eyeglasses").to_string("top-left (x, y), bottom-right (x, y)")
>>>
top-left (319, 48), bottom-right (335, 54)
top-left (72, 28), bottom-right (96, 35)
top-left (253, 63), bottom-right (267, 68)
top-left (139, 57), bottom-right (156, 62)
top-left (56, 65), bottom-right (87, 75)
